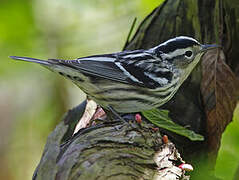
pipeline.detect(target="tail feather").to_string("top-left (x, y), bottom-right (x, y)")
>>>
top-left (9, 56), bottom-right (51, 65)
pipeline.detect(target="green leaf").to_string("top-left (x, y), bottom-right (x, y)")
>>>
top-left (142, 109), bottom-right (204, 141)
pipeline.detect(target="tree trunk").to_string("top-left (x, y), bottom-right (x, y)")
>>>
top-left (33, 0), bottom-right (239, 179)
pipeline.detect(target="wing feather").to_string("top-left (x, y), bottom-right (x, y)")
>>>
top-left (10, 50), bottom-right (165, 89)
top-left (53, 51), bottom-right (168, 89)
top-left (55, 54), bottom-right (145, 86)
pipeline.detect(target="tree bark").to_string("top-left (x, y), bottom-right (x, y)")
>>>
top-left (33, 0), bottom-right (239, 179)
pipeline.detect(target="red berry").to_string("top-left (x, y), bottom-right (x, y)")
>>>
top-left (162, 135), bottom-right (168, 144)
top-left (178, 163), bottom-right (193, 171)
top-left (135, 113), bottom-right (142, 123)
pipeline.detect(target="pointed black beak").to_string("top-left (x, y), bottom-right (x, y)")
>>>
top-left (201, 44), bottom-right (221, 52)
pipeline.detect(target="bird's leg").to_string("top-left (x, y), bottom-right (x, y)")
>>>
top-left (107, 106), bottom-right (127, 123)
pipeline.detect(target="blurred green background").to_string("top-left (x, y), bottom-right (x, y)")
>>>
top-left (0, 0), bottom-right (238, 179)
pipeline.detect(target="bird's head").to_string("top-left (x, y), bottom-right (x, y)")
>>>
top-left (153, 36), bottom-right (219, 69)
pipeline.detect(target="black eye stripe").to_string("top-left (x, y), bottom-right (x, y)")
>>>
top-left (185, 51), bottom-right (192, 57)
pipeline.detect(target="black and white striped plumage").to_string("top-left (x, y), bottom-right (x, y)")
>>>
top-left (10, 36), bottom-right (218, 113)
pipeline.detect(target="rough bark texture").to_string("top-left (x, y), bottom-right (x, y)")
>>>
top-left (33, 104), bottom-right (188, 180)
top-left (125, 0), bottom-right (239, 171)
top-left (33, 0), bottom-right (239, 179)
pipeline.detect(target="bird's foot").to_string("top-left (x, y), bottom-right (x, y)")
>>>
top-left (107, 106), bottom-right (130, 124)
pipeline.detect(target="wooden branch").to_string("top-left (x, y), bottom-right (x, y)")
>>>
top-left (33, 103), bottom-right (189, 180)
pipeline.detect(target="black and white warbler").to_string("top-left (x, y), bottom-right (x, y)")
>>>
top-left (10, 36), bottom-right (218, 113)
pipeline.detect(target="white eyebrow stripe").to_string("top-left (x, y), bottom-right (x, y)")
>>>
top-left (160, 36), bottom-right (199, 46)
top-left (150, 36), bottom-right (197, 52)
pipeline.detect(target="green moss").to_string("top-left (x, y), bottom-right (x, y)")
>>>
top-left (186, 0), bottom-right (201, 39)
top-left (214, 0), bottom-right (220, 43)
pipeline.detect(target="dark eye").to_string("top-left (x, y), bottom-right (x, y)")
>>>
top-left (185, 50), bottom-right (193, 58)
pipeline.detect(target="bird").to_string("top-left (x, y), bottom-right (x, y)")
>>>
top-left (10, 36), bottom-right (218, 115)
